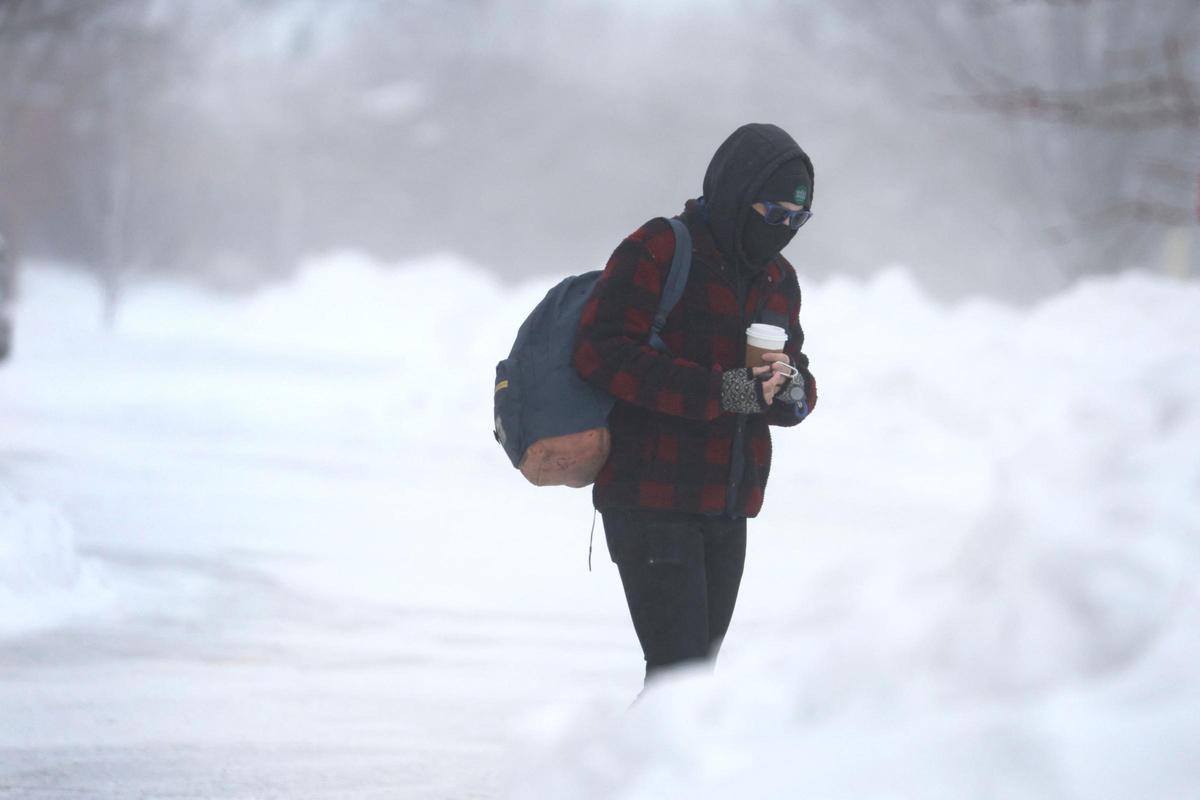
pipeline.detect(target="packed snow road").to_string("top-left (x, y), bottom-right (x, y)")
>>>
top-left (0, 261), bottom-right (643, 798)
top-left (0, 421), bottom-right (631, 799)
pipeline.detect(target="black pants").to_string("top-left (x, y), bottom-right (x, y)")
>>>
top-left (601, 508), bottom-right (747, 686)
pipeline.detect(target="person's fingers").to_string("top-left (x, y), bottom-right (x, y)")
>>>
top-left (751, 365), bottom-right (772, 377)
top-left (761, 351), bottom-right (790, 364)
top-left (763, 372), bottom-right (785, 403)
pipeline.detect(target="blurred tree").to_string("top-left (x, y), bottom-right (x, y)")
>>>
top-left (8, 0), bottom-right (1189, 303)
top-left (0, 0), bottom-right (105, 280)
top-left (851, 0), bottom-right (1199, 282)
top-left (0, 0), bottom-right (202, 324)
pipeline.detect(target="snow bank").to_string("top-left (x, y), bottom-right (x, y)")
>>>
top-left (7, 256), bottom-right (1200, 796)
top-left (114, 251), bottom-right (515, 361)
top-left (0, 485), bottom-right (111, 636)
top-left (501, 268), bottom-right (1200, 799)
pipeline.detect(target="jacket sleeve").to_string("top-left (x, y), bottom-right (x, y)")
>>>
top-left (572, 218), bottom-right (724, 421)
top-left (767, 265), bottom-right (817, 428)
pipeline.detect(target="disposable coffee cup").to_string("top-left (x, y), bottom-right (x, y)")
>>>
top-left (745, 323), bottom-right (788, 369)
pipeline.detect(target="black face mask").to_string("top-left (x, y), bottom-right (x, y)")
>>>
top-left (741, 211), bottom-right (797, 266)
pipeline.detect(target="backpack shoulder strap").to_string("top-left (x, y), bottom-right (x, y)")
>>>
top-left (647, 217), bottom-right (693, 353)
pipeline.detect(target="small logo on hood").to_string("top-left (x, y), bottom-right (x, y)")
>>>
top-left (793, 185), bottom-right (809, 205)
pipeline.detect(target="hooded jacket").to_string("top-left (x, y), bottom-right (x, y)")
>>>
top-left (573, 124), bottom-right (816, 518)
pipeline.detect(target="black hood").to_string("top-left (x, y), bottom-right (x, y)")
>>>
top-left (701, 123), bottom-right (814, 270)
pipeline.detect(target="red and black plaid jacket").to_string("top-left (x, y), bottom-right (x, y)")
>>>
top-left (573, 200), bottom-right (816, 518)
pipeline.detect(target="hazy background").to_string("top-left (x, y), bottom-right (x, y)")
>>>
top-left (1, 0), bottom-right (1196, 322)
top-left (3, 3), bottom-right (1200, 797)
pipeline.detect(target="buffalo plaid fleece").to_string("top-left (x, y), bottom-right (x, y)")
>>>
top-left (572, 200), bottom-right (816, 518)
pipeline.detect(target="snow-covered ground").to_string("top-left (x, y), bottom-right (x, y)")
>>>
top-left (1, 255), bottom-right (1197, 798)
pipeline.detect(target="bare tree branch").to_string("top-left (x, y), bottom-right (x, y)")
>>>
top-left (884, 0), bottom-right (1200, 280)
top-left (1044, 199), bottom-right (1196, 234)
top-left (1145, 160), bottom-right (1198, 186)
top-left (939, 32), bottom-right (1200, 131)
top-left (965, 0), bottom-right (1176, 16)
top-left (0, 0), bottom-right (105, 39)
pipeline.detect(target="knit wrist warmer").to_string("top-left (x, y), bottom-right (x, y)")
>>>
top-left (721, 368), bottom-right (767, 414)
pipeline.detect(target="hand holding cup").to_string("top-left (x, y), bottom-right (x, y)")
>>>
top-left (752, 352), bottom-right (793, 405)
top-left (746, 324), bottom-right (792, 406)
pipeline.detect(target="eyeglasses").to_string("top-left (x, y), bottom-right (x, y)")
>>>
top-left (757, 201), bottom-right (813, 230)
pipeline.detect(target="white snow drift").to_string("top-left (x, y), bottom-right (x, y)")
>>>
top-left (0, 485), bottom-right (110, 635)
top-left (502, 268), bottom-right (1200, 799)
top-left (3, 255), bottom-right (1198, 798)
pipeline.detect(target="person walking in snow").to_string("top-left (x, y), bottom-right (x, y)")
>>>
top-left (573, 122), bottom-right (818, 694)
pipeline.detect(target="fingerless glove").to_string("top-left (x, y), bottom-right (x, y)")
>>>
top-left (720, 368), bottom-right (767, 414)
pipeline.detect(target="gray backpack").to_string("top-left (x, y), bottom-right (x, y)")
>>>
top-left (494, 218), bottom-right (692, 486)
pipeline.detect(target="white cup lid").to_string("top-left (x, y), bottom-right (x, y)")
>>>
top-left (746, 323), bottom-right (787, 345)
